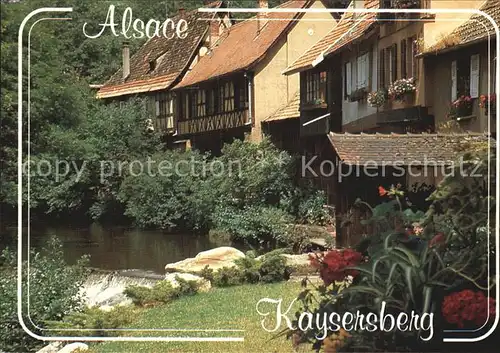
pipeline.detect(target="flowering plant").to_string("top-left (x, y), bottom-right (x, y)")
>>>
top-left (388, 77), bottom-right (416, 100)
top-left (448, 95), bottom-right (473, 118)
top-left (309, 249), bottom-right (363, 285)
top-left (367, 89), bottom-right (387, 108)
top-left (479, 93), bottom-right (496, 114)
top-left (442, 290), bottom-right (496, 328)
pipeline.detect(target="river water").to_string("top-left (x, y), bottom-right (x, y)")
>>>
top-left (0, 223), bottom-right (234, 273)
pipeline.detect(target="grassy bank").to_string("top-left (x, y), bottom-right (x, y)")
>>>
top-left (90, 281), bottom-right (308, 353)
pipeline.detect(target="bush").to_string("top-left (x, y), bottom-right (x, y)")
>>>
top-left (124, 276), bottom-right (199, 307)
top-left (0, 236), bottom-right (89, 352)
top-left (289, 145), bottom-right (496, 352)
top-left (201, 251), bottom-right (291, 287)
top-left (47, 306), bottom-right (137, 337)
top-left (211, 205), bottom-right (292, 247)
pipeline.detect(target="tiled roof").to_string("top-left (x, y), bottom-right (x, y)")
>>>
top-left (328, 132), bottom-right (492, 165)
top-left (264, 91), bottom-right (300, 122)
top-left (423, 0), bottom-right (499, 54)
top-left (174, 0), bottom-right (309, 89)
top-left (284, 0), bottom-right (379, 74)
top-left (97, 2), bottom-right (222, 99)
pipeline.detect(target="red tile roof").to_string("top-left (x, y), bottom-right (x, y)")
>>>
top-left (174, 0), bottom-right (309, 89)
top-left (284, 0), bottom-right (379, 74)
top-left (423, 0), bottom-right (500, 55)
top-left (264, 91), bottom-right (300, 122)
top-left (97, 2), bottom-right (223, 99)
top-left (328, 132), bottom-right (492, 165)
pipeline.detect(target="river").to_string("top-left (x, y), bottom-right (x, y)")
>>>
top-left (0, 223), bottom-right (236, 273)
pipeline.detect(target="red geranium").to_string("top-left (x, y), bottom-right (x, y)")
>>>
top-left (442, 290), bottom-right (496, 328)
top-left (378, 186), bottom-right (388, 196)
top-left (309, 249), bottom-right (363, 285)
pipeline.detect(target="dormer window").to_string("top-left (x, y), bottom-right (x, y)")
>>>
top-left (149, 60), bottom-right (156, 73)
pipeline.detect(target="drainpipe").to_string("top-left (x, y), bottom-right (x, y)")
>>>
top-left (245, 72), bottom-right (254, 125)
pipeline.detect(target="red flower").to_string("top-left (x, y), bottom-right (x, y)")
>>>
top-left (429, 233), bottom-right (446, 248)
top-left (378, 186), bottom-right (388, 196)
top-left (310, 249), bottom-right (363, 285)
top-left (442, 290), bottom-right (496, 328)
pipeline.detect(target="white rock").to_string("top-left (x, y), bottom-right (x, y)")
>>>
top-left (164, 272), bottom-right (212, 292)
top-left (36, 342), bottom-right (62, 353)
top-left (165, 247), bottom-right (245, 274)
top-left (57, 343), bottom-right (88, 353)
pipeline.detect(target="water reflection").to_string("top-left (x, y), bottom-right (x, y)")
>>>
top-left (1, 223), bottom-right (233, 273)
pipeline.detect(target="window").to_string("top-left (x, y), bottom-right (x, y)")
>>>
top-left (356, 52), bottom-right (369, 89)
top-left (409, 36), bottom-right (418, 78)
top-left (237, 80), bottom-right (249, 109)
top-left (306, 70), bottom-right (327, 104)
top-left (451, 55), bottom-right (479, 100)
top-left (188, 90), bottom-right (206, 118)
top-left (207, 88), bottom-right (217, 115)
top-left (382, 44), bottom-right (398, 85)
top-left (401, 39), bottom-right (407, 78)
top-left (379, 49), bottom-right (385, 88)
top-left (219, 82), bottom-right (234, 112)
top-left (155, 92), bottom-right (174, 130)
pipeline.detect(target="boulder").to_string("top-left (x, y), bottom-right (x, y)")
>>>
top-left (164, 272), bottom-right (212, 292)
top-left (165, 247), bottom-right (245, 274)
top-left (36, 342), bottom-right (62, 353)
top-left (255, 253), bottom-right (318, 275)
top-left (57, 343), bottom-right (88, 353)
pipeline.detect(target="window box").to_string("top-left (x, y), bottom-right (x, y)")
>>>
top-left (348, 88), bottom-right (368, 102)
top-left (448, 95), bottom-right (473, 119)
top-left (302, 100), bottom-right (328, 111)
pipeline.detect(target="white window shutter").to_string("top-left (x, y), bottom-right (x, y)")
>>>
top-left (364, 53), bottom-right (369, 88)
top-left (451, 60), bottom-right (457, 101)
top-left (470, 54), bottom-right (480, 98)
top-left (155, 100), bottom-right (160, 116)
top-left (346, 61), bottom-right (352, 96)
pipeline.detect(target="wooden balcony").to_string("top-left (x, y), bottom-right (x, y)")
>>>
top-left (177, 109), bottom-right (249, 135)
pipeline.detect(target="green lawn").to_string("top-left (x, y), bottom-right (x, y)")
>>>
top-left (90, 281), bottom-right (312, 353)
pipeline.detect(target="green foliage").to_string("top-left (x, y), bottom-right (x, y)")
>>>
top-left (124, 276), bottom-right (199, 307)
top-left (47, 306), bottom-right (136, 337)
top-left (0, 237), bottom-right (89, 352)
top-left (202, 251), bottom-right (291, 287)
top-left (290, 146), bottom-right (495, 352)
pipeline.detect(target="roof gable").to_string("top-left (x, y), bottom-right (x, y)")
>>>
top-left (284, 0), bottom-right (379, 74)
top-left (97, 2), bottom-right (223, 99)
top-left (173, 0), bottom-right (311, 89)
top-left (423, 0), bottom-right (499, 55)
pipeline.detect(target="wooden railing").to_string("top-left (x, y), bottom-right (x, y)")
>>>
top-left (176, 109), bottom-right (249, 135)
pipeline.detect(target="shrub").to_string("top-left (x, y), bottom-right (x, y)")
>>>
top-left (124, 276), bottom-right (200, 307)
top-left (211, 205), bottom-right (292, 247)
top-left (259, 254), bottom-right (291, 283)
top-left (47, 306), bottom-right (137, 337)
top-left (0, 236), bottom-right (89, 352)
top-left (201, 251), bottom-right (291, 287)
top-left (211, 267), bottom-right (244, 287)
top-left (289, 145), bottom-right (496, 352)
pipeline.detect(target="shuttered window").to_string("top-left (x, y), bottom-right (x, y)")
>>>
top-left (356, 52), bottom-right (369, 89)
top-left (451, 60), bottom-right (457, 101)
top-left (470, 54), bottom-right (480, 98)
top-left (401, 39), bottom-right (407, 78)
top-left (345, 61), bottom-right (352, 99)
top-left (379, 49), bottom-right (385, 88)
top-left (391, 43), bottom-right (398, 82)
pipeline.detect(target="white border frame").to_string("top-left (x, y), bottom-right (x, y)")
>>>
top-left (17, 5), bottom-right (499, 344)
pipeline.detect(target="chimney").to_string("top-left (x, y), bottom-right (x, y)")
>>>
top-left (210, 19), bottom-right (221, 45)
top-left (122, 41), bottom-right (130, 80)
top-left (178, 8), bottom-right (185, 17)
top-left (257, 0), bottom-right (269, 34)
